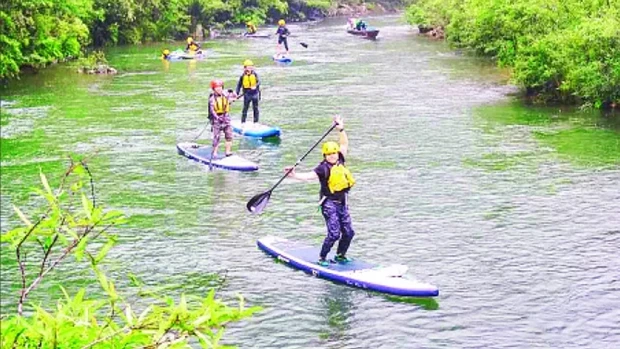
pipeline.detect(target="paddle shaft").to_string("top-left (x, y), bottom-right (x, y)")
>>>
top-left (266, 123), bottom-right (338, 193)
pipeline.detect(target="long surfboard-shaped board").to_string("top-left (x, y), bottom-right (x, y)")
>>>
top-left (231, 120), bottom-right (281, 138)
top-left (177, 142), bottom-right (258, 172)
top-left (257, 236), bottom-right (439, 297)
top-left (272, 54), bottom-right (293, 64)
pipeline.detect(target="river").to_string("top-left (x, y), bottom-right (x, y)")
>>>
top-left (1, 14), bottom-right (619, 348)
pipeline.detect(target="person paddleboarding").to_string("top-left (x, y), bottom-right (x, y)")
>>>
top-left (208, 80), bottom-right (237, 157)
top-left (275, 19), bottom-right (290, 55)
top-left (284, 116), bottom-right (356, 266)
top-left (246, 22), bottom-right (258, 35)
top-left (235, 59), bottom-right (261, 128)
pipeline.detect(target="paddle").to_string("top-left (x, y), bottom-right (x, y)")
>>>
top-left (246, 123), bottom-right (338, 214)
top-left (192, 123), bottom-right (210, 142)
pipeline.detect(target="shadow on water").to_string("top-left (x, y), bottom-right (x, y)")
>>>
top-left (318, 286), bottom-right (355, 342)
top-left (238, 135), bottom-right (282, 149)
top-left (383, 294), bottom-right (440, 310)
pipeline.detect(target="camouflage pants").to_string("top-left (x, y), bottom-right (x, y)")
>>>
top-left (212, 117), bottom-right (233, 148)
top-left (319, 199), bottom-right (355, 259)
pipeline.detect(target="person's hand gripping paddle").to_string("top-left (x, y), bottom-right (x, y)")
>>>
top-left (246, 122), bottom-right (339, 214)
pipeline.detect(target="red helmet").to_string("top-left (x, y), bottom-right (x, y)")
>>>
top-left (210, 79), bottom-right (224, 89)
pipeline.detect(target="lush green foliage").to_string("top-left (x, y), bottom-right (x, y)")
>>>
top-left (1, 160), bottom-right (260, 348)
top-left (1, 0), bottom-right (96, 78)
top-left (406, 0), bottom-right (620, 107)
top-left (1, 0), bottom-right (349, 79)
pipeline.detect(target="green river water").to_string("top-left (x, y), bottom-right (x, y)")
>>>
top-left (2, 14), bottom-right (620, 348)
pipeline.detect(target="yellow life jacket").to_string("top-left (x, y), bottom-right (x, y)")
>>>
top-left (188, 43), bottom-right (199, 51)
top-left (242, 73), bottom-right (257, 89)
top-left (327, 163), bottom-right (355, 193)
top-left (247, 24), bottom-right (257, 34)
top-left (213, 95), bottom-right (230, 115)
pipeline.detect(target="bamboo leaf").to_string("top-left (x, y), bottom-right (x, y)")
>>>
top-left (74, 236), bottom-right (88, 262)
top-left (107, 280), bottom-right (118, 301)
top-left (94, 235), bottom-right (117, 264)
top-left (125, 304), bottom-right (134, 326)
top-left (12, 205), bottom-right (33, 227)
top-left (39, 170), bottom-right (53, 196)
top-left (81, 193), bottom-right (92, 219)
top-left (127, 272), bottom-right (144, 287)
top-left (138, 305), bottom-right (153, 324)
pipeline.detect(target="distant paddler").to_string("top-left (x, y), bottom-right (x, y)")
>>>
top-left (161, 49), bottom-right (171, 60)
top-left (245, 22), bottom-right (258, 35)
top-left (185, 37), bottom-right (202, 53)
top-left (275, 19), bottom-right (290, 55)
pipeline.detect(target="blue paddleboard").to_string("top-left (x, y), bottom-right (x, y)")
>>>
top-left (176, 142), bottom-right (258, 172)
top-left (231, 120), bottom-right (281, 138)
top-left (257, 236), bottom-right (439, 297)
top-left (272, 54), bottom-right (292, 64)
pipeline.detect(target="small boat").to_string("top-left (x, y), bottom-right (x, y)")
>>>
top-left (347, 28), bottom-right (380, 39)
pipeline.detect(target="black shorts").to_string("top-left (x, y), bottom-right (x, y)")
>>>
top-left (278, 36), bottom-right (288, 44)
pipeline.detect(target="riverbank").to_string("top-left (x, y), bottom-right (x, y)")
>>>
top-left (405, 0), bottom-right (620, 110)
top-left (0, 0), bottom-right (402, 81)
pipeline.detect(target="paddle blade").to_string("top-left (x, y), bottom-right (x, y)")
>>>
top-left (247, 191), bottom-right (272, 214)
top-left (300, 42), bottom-right (308, 48)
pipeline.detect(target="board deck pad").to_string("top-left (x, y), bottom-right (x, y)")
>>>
top-left (276, 244), bottom-right (375, 272)
top-left (258, 236), bottom-right (439, 297)
top-left (177, 142), bottom-right (258, 171)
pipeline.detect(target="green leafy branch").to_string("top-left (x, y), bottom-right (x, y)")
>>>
top-left (1, 160), bottom-right (261, 348)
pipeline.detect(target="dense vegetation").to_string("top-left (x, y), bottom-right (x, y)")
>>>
top-left (1, 160), bottom-right (260, 347)
top-left (0, 0), bottom-right (401, 79)
top-left (407, 0), bottom-right (620, 108)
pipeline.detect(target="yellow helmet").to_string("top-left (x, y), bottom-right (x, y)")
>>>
top-left (163, 49), bottom-right (170, 55)
top-left (243, 59), bottom-right (254, 67)
top-left (278, 19), bottom-right (285, 26)
top-left (246, 21), bottom-right (253, 26)
top-left (322, 141), bottom-right (340, 155)
top-left (186, 37), bottom-right (193, 43)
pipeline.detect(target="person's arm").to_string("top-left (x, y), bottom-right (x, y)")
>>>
top-left (236, 75), bottom-right (243, 95)
top-left (254, 72), bottom-right (260, 90)
top-left (333, 115), bottom-right (348, 156)
top-left (209, 95), bottom-right (221, 122)
top-left (284, 167), bottom-right (319, 181)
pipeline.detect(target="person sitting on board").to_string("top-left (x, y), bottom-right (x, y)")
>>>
top-left (161, 49), bottom-right (171, 60)
top-left (185, 37), bottom-right (201, 53)
top-left (246, 22), bottom-right (258, 35)
top-left (355, 19), bottom-right (367, 31)
top-left (275, 19), bottom-right (290, 55)
top-left (235, 59), bottom-right (261, 127)
top-left (208, 80), bottom-right (237, 157)
top-left (284, 116), bottom-right (356, 267)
